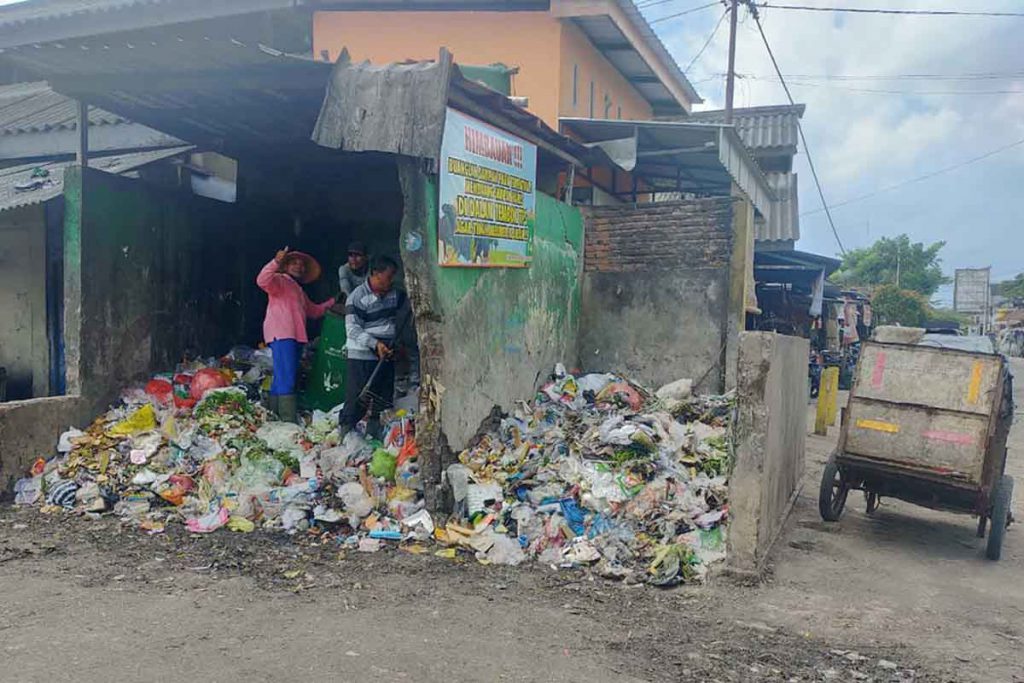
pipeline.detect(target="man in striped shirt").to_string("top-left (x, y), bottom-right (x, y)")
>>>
top-left (339, 255), bottom-right (406, 439)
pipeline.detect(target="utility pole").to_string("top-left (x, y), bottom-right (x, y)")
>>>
top-left (724, 0), bottom-right (739, 124)
top-left (895, 243), bottom-right (902, 288)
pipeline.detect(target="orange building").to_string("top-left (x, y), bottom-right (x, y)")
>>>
top-left (311, 0), bottom-right (701, 130)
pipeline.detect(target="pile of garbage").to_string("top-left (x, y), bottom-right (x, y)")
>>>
top-left (15, 357), bottom-right (733, 585)
top-left (440, 367), bottom-right (732, 584)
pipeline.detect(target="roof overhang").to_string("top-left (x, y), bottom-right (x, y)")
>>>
top-left (0, 34), bottom-right (336, 162)
top-left (754, 248), bottom-right (841, 287)
top-left (0, 146), bottom-right (192, 213)
top-left (0, 0), bottom-right (301, 49)
top-left (560, 116), bottom-right (773, 216)
top-left (552, 0), bottom-right (701, 114)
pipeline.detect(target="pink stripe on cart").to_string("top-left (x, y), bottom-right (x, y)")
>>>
top-left (871, 351), bottom-right (887, 388)
top-left (922, 430), bottom-right (975, 446)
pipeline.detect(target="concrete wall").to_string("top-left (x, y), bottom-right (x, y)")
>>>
top-left (0, 396), bottom-right (87, 494)
top-left (399, 161), bottom-right (583, 508)
top-left (728, 331), bottom-right (809, 577)
top-left (578, 198), bottom-right (734, 393)
top-left (0, 204), bottom-right (49, 400)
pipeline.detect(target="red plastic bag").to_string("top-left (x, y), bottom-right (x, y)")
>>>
top-left (144, 378), bottom-right (174, 405)
top-left (189, 368), bottom-right (230, 401)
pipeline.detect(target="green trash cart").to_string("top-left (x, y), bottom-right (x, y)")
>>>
top-left (301, 309), bottom-right (347, 411)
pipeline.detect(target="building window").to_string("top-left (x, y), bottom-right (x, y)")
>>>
top-left (604, 92), bottom-right (612, 119)
top-left (572, 64), bottom-right (578, 108)
top-left (589, 80), bottom-right (595, 118)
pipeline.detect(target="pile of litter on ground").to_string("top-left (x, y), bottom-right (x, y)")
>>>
top-left (15, 359), bottom-right (732, 585)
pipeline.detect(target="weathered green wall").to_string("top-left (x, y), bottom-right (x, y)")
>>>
top-left (69, 167), bottom-right (246, 405)
top-left (401, 163), bottom-right (583, 458)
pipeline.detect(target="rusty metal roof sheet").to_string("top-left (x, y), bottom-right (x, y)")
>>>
top-left (0, 145), bottom-right (191, 212)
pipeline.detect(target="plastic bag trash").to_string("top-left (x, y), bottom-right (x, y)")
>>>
top-left (695, 508), bottom-right (726, 529)
top-left (562, 538), bottom-right (601, 565)
top-left (227, 516), bottom-right (255, 533)
top-left (57, 427), bottom-right (84, 453)
top-left (487, 534), bottom-right (526, 566)
top-left (108, 404), bottom-right (157, 436)
top-left (467, 482), bottom-right (503, 516)
top-left (358, 537), bottom-right (382, 553)
top-left (131, 469), bottom-right (160, 486)
top-left (337, 482), bottom-right (374, 519)
top-left (186, 507), bottom-right (229, 533)
top-left (46, 479), bottom-right (78, 508)
top-left (369, 449), bottom-right (397, 482)
top-left (577, 373), bottom-right (616, 395)
top-left (401, 509), bottom-right (435, 537)
top-left (596, 382), bottom-right (644, 412)
top-left (14, 477), bottom-right (42, 505)
top-left (656, 378), bottom-right (693, 402)
top-left (189, 367), bottom-right (231, 401)
top-left (281, 506), bottom-right (309, 532)
top-left (446, 463), bottom-right (471, 515)
top-left (313, 505), bottom-right (343, 524)
top-left (256, 422), bottom-right (305, 458)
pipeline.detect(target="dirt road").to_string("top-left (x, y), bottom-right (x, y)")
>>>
top-left (715, 357), bottom-right (1024, 683)
top-left (3, 360), bottom-right (1023, 681)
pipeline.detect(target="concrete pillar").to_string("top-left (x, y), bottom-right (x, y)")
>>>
top-left (726, 186), bottom-right (754, 391)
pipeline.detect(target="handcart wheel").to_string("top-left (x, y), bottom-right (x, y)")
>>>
top-left (986, 475), bottom-right (1014, 561)
top-left (819, 459), bottom-right (849, 522)
top-left (865, 491), bottom-right (880, 516)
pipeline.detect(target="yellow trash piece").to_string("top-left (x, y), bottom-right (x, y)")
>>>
top-left (108, 404), bottom-right (157, 436)
top-left (227, 516), bottom-right (255, 533)
top-left (855, 418), bottom-right (900, 434)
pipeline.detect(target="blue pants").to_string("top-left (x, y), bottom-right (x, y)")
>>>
top-left (269, 339), bottom-right (302, 395)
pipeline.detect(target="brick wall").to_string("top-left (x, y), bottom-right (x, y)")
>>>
top-left (582, 198), bottom-right (734, 272)
top-left (578, 197), bottom-right (735, 392)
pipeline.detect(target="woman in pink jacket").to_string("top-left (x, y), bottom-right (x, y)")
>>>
top-left (256, 246), bottom-right (335, 422)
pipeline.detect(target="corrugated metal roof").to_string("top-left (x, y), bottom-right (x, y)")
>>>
top-left (0, 145), bottom-right (192, 212)
top-left (0, 81), bottom-right (125, 135)
top-left (0, 36), bottom-right (333, 159)
top-left (0, 0), bottom-right (297, 48)
top-left (757, 171), bottom-right (799, 243)
top-left (560, 117), bottom-right (774, 217)
top-left (688, 104), bottom-right (804, 153)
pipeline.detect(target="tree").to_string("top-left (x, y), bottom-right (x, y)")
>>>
top-left (994, 273), bottom-right (1024, 300)
top-left (871, 285), bottom-right (930, 327)
top-left (835, 234), bottom-right (950, 297)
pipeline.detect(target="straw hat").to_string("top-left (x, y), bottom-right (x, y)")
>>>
top-left (282, 251), bottom-right (322, 284)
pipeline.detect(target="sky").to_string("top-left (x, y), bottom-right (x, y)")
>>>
top-left (644, 0), bottom-right (1024, 304)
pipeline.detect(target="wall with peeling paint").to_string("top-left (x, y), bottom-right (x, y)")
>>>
top-left (401, 164), bottom-right (583, 467)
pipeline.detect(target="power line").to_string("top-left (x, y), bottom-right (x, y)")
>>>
top-left (685, 8), bottom-right (730, 73)
top-left (756, 3), bottom-right (1024, 17)
top-left (747, 3), bottom-right (846, 255)
top-left (801, 137), bottom-right (1024, 217)
top-left (649, 1), bottom-right (723, 24)
top-left (740, 74), bottom-right (1024, 95)
top-left (736, 69), bottom-right (1024, 82)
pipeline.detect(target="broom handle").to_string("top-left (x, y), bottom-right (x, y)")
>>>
top-left (357, 303), bottom-right (413, 403)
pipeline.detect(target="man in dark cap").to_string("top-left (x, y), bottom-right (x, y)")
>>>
top-left (337, 241), bottom-right (369, 302)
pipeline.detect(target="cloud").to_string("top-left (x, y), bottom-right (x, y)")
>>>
top-left (648, 0), bottom-right (1024, 280)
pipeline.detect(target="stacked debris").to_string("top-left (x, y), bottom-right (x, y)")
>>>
top-left (15, 358), bottom-right (732, 585)
top-left (436, 366), bottom-right (733, 584)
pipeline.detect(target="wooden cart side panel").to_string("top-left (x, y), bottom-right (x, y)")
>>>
top-left (979, 362), bottom-right (1011, 498)
top-left (854, 343), bottom-right (1001, 416)
top-left (845, 399), bottom-right (989, 483)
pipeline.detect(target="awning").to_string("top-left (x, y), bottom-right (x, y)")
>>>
top-left (559, 117), bottom-right (773, 217)
top-left (0, 146), bottom-right (192, 212)
top-left (754, 249), bottom-right (841, 288)
top-left (0, 33), bottom-right (334, 161)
